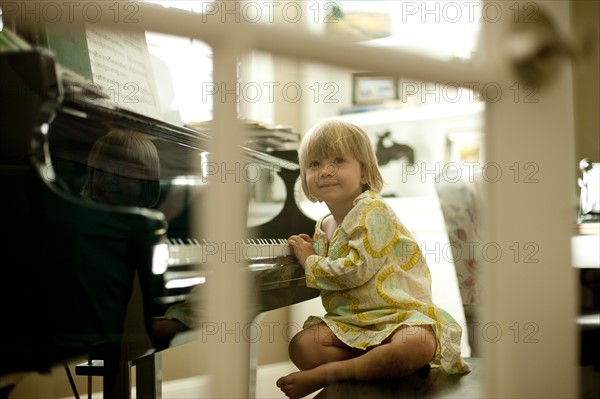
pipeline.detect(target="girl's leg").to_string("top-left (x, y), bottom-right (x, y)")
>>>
top-left (277, 325), bottom-right (437, 399)
top-left (288, 323), bottom-right (357, 371)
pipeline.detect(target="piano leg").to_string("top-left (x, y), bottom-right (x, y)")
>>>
top-left (76, 355), bottom-right (158, 399)
top-left (75, 357), bottom-right (132, 399)
top-left (102, 360), bottom-right (132, 399)
top-left (134, 353), bottom-right (162, 399)
top-left (129, 313), bottom-right (265, 399)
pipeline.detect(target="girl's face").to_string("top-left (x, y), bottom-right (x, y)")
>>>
top-left (305, 154), bottom-right (367, 207)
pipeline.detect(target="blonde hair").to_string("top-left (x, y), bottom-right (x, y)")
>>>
top-left (298, 119), bottom-right (383, 202)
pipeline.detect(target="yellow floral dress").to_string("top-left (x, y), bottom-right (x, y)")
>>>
top-left (303, 190), bottom-right (470, 374)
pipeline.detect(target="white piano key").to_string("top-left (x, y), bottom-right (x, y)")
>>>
top-left (164, 237), bottom-right (294, 266)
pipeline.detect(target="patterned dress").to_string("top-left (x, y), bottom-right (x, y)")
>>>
top-left (303, 190), bottom-right (470, 374)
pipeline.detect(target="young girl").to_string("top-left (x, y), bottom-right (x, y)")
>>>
top-left (276, 120), bottom-right (470, 399)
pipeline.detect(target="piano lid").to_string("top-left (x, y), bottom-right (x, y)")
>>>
top-left (46, 94), bottom-right (312, 234)
top-left (58, 92), bottom-right (299, 173)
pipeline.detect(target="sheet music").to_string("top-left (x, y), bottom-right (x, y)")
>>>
top-left (85, 25), bottom-right (162, 120)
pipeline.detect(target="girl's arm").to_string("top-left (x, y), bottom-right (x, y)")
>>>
top-left (288, 233), bottom-right (315, 264)
top-left (303, 200), bottom-right (411, 291)
top-left (287, 226), bottom-right (377, 291)
top-left (303, 245), bottom-right (376, 291)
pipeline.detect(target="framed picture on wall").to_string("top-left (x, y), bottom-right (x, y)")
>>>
top-left (352, 73), bottom-right (397, 105)
top-left (445, 131), bottom-right (484, 165)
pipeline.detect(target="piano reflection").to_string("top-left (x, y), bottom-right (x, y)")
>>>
top-left (80, 129), bottom-right (162, 208)
top-left (0, 50), bottom-right (318, 397)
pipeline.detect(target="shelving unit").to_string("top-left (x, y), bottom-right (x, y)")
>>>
top-left (336, 101), bottom-right (485, 126)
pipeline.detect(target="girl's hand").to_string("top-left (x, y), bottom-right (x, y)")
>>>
top-left (288, 234), bottom-right (315, 265)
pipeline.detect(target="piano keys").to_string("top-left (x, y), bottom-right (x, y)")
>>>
top-left (153, 238), bottom-right (307, 310)
top-left (160, 238), bottom-right (294, 268)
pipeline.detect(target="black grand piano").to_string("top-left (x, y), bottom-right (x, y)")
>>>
top-left (0, 49), bottom-right (318, 398)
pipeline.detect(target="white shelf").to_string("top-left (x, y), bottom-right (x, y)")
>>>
top-left (334, 101), bottom-right (485, 127)
top-left (572, 234), bottom-right (600, 268)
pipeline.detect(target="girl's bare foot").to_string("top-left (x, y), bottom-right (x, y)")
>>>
top-left (276, 368), bottom-right (328, 399)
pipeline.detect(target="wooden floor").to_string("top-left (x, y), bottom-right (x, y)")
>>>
top-left (55, 356), bottom-right (600, 398)
top-left (54, 358), bottom-right (482, 399)
top-left (315, 357), bottom-right (482, 399)
top-left (148, 357), bottom-right (483, 399)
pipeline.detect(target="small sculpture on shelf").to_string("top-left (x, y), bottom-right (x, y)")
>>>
top-left (578, 158), bottom-right (600, 225)
top-left (375, 130), bottom-right (415, 166)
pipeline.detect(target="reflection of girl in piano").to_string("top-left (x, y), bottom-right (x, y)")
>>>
top-left (81, 129), bottom-right (161, 207)
top-left (277, 120), bottom-right (470, 399)
top-left (81, 129), bottom-right (186, 348)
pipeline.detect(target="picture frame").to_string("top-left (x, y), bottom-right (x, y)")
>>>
top-left (445, 131), bottom-right (484, 165)
top-left (352, 73), bottom-right (397, 105)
